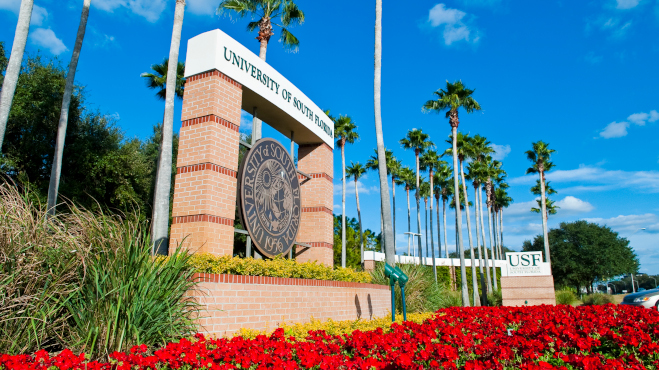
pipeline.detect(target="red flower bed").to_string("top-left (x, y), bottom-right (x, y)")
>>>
top-left (3, 305), bottom-right (659, 369)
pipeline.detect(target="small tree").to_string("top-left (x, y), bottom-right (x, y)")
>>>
top-left (523, 221), bottom-right (639, 292)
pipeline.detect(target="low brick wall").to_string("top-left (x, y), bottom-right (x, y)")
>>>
top-left (191, 273), bottom-right (391, 337)
top-left (501, 275), bottom-right (556, 306)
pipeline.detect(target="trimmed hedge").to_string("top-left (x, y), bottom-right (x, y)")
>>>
top-left (189, 254), bottom-right (373, 283)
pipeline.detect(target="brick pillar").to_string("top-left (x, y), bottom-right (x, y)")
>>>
top-left (296, 143), bottom-right (334, 266)
top-left (169, 70), bottom-right (242, 256)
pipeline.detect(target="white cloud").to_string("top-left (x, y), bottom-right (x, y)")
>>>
top-left (599, 121), bottom-right (629, 138)
top-left (92, 0), bottom-right (166, 22)
top-left (510, 166), bottom-right (659, 194)
top-left (490, 143), bottom-right (511, 160)
top-left (427, 3), bottom-right (480, 45)
top-left (186, 0), bottom-right (217, 15)
top-left (458, 0), bottom-right (502, 7)
top-left (29, 28), bottom-right (68, 55)
top-left (555, 196), bottom-right (594, 213)
top-left (616, 0), bottom-right (641, 9)
top-left (0, 0), bottom-right (20, 12)
top-left (240, 110), bottom-right (253, 131)
top-left (584, 213), bottom-right (659, 234)
top-left (334, 177), bottom-right (378, 197)
top-left (627, 110), bottom-right (659, 125)
top-left (0, 1), bottom-right (47, 25)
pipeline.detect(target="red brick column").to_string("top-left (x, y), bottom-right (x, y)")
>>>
top-left (296, 143), bottom-right (334, 267)
top-left (169, 70), bottom-right (242, 255)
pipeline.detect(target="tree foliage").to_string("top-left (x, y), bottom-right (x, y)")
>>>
top-left (333, 215), bottom-right (379, 269)
top-left (523, 221), bottom-right (639, 290)
top-left (0, 52), bottom-right (176, 215)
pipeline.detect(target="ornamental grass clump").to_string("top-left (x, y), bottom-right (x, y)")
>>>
top-left (0, 182), bottom-right (199, 357)
top-left (189, 253), bottom-right (372, 283)
top-left (555, 289), bottom-right (578, 305)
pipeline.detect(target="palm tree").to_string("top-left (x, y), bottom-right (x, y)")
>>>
top-left (444, 132), bottom-right (480, 305)
top-left (491, 168), bottom-right (508, 260)
top-left (531, 179), bottom-right (558, 218)
top-left (467, 135), bottom-right (494, 292)
top-left (151, 0), bottom-right (186, 255)
top-left (334, 115), bottom-right (358, 268)
top-left (420, 178), bottom-right (430, 262)
top-left (218, 0), bottom-right (304, 141)
top-left (346, 162), bottom-right (367, 265)
top-left (140, 59), bottom-right (186, 101)
top-left (433, 163), bottom-right (452, 259)
top-left (421, 150), bottom-right (445, 282)
top-left (0, 0), bottom-right (34, 152)
top-left (366, 149), bottom-right (401, 254)
top-left (494, 187), bottom-right (513, 260)
top-left (140, 58), bottom-right (186, 229)
top-left (398, 166), bottom-right (416, 256)
top-left (46, 0), bottom-right (92, 216)
top-left (525, 141), bottom-right (556, 264)
top-left (373, 0), bottom-right (395, 265)
top-left (466, 160), bottom-right (488, 292)
top-left (400, 129), bottom-right (433, 263)
top-left (423, 80), bottom-right (481, 307)
top-left (483, 156), bottom-right (501, 289)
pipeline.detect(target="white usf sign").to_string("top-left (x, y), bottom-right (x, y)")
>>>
top-left (504, 252), bottom-right (551, 277)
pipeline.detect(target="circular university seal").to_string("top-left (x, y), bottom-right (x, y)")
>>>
top-left (238, 138), bottom-right (301, 258)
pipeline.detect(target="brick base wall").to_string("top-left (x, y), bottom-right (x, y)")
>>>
top-left (501, 275), bottom-right (556, 306)
top-left (191, 273), bottom-right (391, 337)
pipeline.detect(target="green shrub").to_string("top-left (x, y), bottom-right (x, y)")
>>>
top-left (190, 254), bottom-right (372, 283)
top-left (555, 290), bottom-right (578, 305)
top-left (582, 293), bottom-right (614, 306)
top-left (487, 290), bottom-right (503, 306)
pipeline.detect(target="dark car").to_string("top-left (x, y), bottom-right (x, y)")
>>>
top-left (621, 289), bottom-right (659, 310)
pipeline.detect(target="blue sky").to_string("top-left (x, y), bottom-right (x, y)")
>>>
top-left (2, 0), bottom-right (659, 273)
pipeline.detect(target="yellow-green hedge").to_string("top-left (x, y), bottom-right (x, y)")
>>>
top-left (237, 312), bottom-right (436, 340)
top-left (190, 254), bottom-right (373, 283)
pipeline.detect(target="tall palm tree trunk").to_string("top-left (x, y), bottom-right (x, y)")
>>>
top-left (355, 176), bottom-right (364, 265)
top-left (429, 170), bottom-right (437, 282)
top-left (451, 127), bottom-right (469, 306)
top-left (500, 209), bottom-right (505, 262)
top-left (445, 196), bottom-right (455, 290)
top-left (474, 186), bottom-right (485, 289)
top-left (151, 0), bottom-right (185, 255)
top-left (497, 209), bottom-right (504, 259)
top-left (392, 176), bottom-right (397, 254)
top-left (341, 143), bottom-right (347, 268)
top-left (251, 21), bottom-right (270, 142)
top-left (424, 198), bottom-right (429, 265)
top-left (406, 187), bottom-right (411, 256)
top-left (492, 208), bottom-right (498, 259)
top-left (479, 185), bottom-right (493, 292)
top-left (539, 171), bottom-right (551, 264)
top-left (46, 0), bottom-right (91, 216)
top-left (435, 194), bottom-right (442, 258)
top-left (415, 152), bottom-right (423, 263)
top-left (486, 183), bottom-right (497, 289)
top-left (460, 161), bottom-right (479, 305)
top-left (374, 0), bottom-right (395, 266)
top-left (0, 0), bottom-right (34, 152)
top-left (443, 198), bottom-right (448, 258)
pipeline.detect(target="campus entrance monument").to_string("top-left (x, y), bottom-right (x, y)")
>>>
top-left (170, 29), bottom-right (335, 266)
top-left (501, 251), bottom-right (556, 306)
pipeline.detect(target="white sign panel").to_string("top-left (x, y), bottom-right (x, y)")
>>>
top-left (504, 252), bottom-right (551, 276)
top-left (185, 29), bottom-right (334, 148)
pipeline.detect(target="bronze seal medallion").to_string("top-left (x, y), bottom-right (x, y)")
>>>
top-left (238, 138), bottom-right (301, 258)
